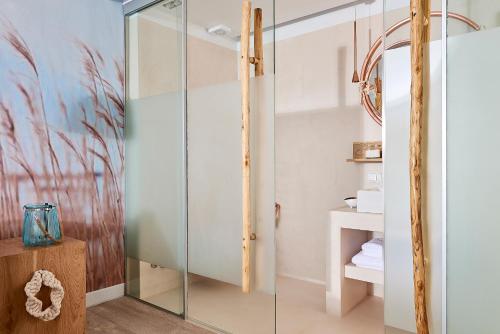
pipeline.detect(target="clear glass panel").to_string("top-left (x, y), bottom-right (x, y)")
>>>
top-left (448, 0), bottom-right (500, 35)
top-left (186, 1), bottom-right (275, 333)
top-left (383, 1), bottom-right (443, 333)
top-left (125, 0), bottom-right (185, 315)
top-left (446, 1), bottom-right (500, 332)
top-left (273, 2), bottom-right (386, 333)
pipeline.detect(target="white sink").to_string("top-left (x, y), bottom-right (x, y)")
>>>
top-left (357, 189), bottom-right (384, 214)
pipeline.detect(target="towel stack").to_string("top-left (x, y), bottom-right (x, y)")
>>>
top-left (351, 238), bottom-right (384, 271)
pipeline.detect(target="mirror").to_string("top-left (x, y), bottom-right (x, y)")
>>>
top-left (361, 54), bottom-right (383, 126)
top-left (358, 11), bottom-right (479, 126)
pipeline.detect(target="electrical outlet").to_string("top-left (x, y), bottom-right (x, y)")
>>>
top-left (367, 173), bottom-right (378, 182)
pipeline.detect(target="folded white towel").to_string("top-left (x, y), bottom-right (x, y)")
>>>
top-left (361, 238), bottom-right (384, 258)
top-left (352, 251), bottom-right (384, 271)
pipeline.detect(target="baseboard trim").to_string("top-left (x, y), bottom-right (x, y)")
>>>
top-left (278, 273), bottom-right (325, 286)
top-left (86, 283), bottom-right (124, 308)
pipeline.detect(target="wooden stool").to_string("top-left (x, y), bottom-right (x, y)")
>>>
top-left (0, 237), bottom-right (85, 333)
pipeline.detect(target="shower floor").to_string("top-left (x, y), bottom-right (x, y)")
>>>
top-left (87, 276), bottom-right (384, 334)
top-left (277, 276), bottom-right (384, 334)
top-left (188, 275), bottom-right (384, 334)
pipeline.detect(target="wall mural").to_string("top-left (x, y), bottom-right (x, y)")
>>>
top-left (0, 0), bottom-right (124, 292)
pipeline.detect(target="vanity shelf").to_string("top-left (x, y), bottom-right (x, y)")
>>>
top-left (344, 263), bottom-right (384, 285)
top-left (326, 207), bottom-right (384, 317)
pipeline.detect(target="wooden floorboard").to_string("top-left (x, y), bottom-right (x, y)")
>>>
top-left (86, 297), bottom-right (211, 334)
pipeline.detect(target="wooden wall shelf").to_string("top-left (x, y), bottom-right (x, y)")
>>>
top-left (348, 141), bottom-right (382, 163)
top-left (346, 158), bottom-right (383, 163)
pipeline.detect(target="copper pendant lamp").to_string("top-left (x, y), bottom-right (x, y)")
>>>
top-left (351, 8), bottom-right (360, 83)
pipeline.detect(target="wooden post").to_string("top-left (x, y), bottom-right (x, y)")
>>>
top-left (409, 0), bottom-right (430, 333)
top-left (241, 0), bottom-right (251, 294)
top-left (254, 8), bottom-right (264, 76)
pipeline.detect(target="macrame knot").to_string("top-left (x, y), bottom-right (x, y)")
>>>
top-left (24, 270), bottom-right (64, 321)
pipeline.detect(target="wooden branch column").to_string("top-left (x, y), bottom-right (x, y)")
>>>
top-left (409, 0), bottom-right (430, 333)
top-left (240, 0), bottom-right (263, 293)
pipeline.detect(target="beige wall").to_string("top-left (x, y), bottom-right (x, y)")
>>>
top-left (187, 36), bottom-right (238, 89)
top-left (138, 17), bottom-right (182, 97)
top-left (130, 14), bottom-right (238, 100)
top-left (275, 13), bottom-right (383, 282)
top-left (276, 109), bottom-right (364, 282)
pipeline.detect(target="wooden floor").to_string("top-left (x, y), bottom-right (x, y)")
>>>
top-left (86, 297), bottom-right (211, 334)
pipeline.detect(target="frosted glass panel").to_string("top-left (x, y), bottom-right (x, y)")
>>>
top-left (384, 38), bottom-right (443, 334)
top-left (186, 1), bottom-right (275, 332)
top-left (187, 77), bottom-right (276, 334)
top-left (126, 93), bottom-right (183, 269)
top-left (187, 81), bottom-right (242, 285)
top-left (187, 78), bottom-right (275, 291)
top-left (125, 0), bottom-right (184, 315)
top-left (447, 27), bottom-right (500, 333)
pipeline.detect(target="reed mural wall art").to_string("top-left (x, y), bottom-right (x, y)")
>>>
top-left (0, 0), bottom-right (124, 292)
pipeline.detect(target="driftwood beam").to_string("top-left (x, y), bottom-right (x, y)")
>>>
top-left (240, 0), bottom-right (252, 294)
top-left (240, 2), bottom-right (264, 294)
top-left (254, 8), bottom-right (264, 76)
top-left (409, 0), bottom-right (430, 333)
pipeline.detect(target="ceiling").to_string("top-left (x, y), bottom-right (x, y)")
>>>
top-left (150, 0), bottom-right (364, 38)
top-left (276, 0), bottom-right (361, 23)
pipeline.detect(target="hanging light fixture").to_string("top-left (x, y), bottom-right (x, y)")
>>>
top-left (351, 7), bottom-right (360, 83)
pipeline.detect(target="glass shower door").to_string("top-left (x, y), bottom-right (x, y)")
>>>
top-left (186, 0), bottom-right (276, 333)
top-left (383, 1), bottom-right (444, 332)
top-left (446, 1), bottom-right (500, 332)
top-left (125, 0), bottom-right (185, 315)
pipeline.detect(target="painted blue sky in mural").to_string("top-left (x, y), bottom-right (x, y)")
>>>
top-left (0, 0), bottom-right (124, 173)
top-left (0, 0), bottom-right (124, 129)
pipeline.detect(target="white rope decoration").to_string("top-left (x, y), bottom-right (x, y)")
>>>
top-left (24, 270), bottom-right (64, 321)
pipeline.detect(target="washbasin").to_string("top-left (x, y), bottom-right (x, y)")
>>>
top-left (357, 189), bottom-right (384, 214)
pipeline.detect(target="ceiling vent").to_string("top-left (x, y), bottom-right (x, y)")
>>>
top-left (162, 0), bottom-right (182, 10)
top-left (207, 24), bottom-right (232, 36)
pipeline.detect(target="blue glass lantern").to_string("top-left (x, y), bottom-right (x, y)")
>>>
top-left (22, 203), bottom-right (62, 247)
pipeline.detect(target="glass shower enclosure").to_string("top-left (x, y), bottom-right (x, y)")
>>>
top-left (124, 0), bottom-right (500, 333)
top-left (383, 0), bottom-right (500, 333)
top-left (124, 0), bottom-right (275, 333)
top-left (446, 0), bottom-right (500, 333)
top-left (125, 0), bottom-right (185, 315)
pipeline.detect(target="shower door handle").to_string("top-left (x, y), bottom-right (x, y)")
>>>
top-left (275, 202), bottom-right (281, 226)
top-left (240, 0), bottom-right (263, 294)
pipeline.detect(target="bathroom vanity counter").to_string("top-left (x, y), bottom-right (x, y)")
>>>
top-left (330, 207), bottom-right (383, 233)
top-left (326, 207), bottom-right (384, 317)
